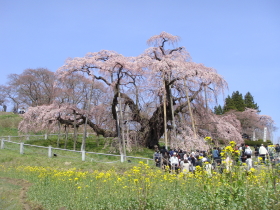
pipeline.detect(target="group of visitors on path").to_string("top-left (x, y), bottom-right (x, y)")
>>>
top-left (154, 143), bottom-right (280, 174)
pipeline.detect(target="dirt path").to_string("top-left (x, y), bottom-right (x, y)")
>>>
top-left (0, 177), bottom-right (33, 210)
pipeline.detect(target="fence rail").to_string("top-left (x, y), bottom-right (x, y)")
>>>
top-left (0, 133), bottom-right (96, 142)
top-left (0, 136), bottom-right (154, 164)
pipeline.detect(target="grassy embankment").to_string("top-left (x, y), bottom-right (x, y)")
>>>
top-left (0, 112), bottom-right (22, 136)
top-left (0, 112), bottom-right (154, 209)
top-left (1, 112), bottom-right (280, 209)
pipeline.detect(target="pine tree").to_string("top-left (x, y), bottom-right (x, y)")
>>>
top-left (214, 105), bottom-right (223, 115)
top-left (231, 91), bottom-right (245, 111)
top-left (244, 92), bottom-right (260, 112)
top-left (223, 95), bottom-right (236, 112)
top-left (215, 91), bottom-right (261, 119)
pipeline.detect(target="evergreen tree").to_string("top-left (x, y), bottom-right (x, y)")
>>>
top-left (244, 92), bottom-right (260, 112)
top-left (214, 105), bottom-right (223, 115)
top-left (213, 92), bottom-right (261, 115)
top-left (223, 95), bottom-right (236, 112)
top-left (231, 91), bottom-right (245, 111)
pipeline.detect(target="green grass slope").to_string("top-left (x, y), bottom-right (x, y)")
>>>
top-left (0, 112), bottom-right (22, 136)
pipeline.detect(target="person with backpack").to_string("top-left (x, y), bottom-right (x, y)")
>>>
top-left (154, 151), bottom-right (162, 167)
top-left (244, 145), bottom-right (252, 157)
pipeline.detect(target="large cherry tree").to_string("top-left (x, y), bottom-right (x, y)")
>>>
top-left (53, 32), bottom-right (232, 149)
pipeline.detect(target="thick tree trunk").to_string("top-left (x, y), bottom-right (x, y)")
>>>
top-left (142, 106), bottom-right (165, 148)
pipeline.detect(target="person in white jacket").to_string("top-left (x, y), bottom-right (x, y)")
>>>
top-left (169, 152), bottom-right (179, 172)
top-left (259, 144), bottom-right (268, 162)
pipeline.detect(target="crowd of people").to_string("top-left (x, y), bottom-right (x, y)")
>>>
top-left (154, 143), bottom-right (280, 174)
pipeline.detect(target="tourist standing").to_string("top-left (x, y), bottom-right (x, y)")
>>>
top-left (181, 159), bottom-right (190, 174)
top-left (244, 145), bottom-right (252, 157)
top-left (259, 144), bottom-right (268, 162)
top-left (275, 144), bottom-right (280, 158)
top-left (212, 147), bottom-right (220, 167)
top-left (169, 152), bottom-right (179, 172)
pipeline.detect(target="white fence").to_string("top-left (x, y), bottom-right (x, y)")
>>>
top-left (0, 136), bottom-right (154, 164)
top-left (1, 133), bottom-right (90, 142)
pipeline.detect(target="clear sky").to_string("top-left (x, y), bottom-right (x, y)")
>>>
top-left (1, 0), bottom-right (279, 142)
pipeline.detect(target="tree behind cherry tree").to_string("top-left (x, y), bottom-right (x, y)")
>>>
top-left (216, 91), bottom-right (260, 114)
top-left (222, 91), bottom-right (245, 112)
top-left (0, 85), bottom-right (9, 111)
top-left (234, 108), bottom-right (275, 141)
top-left (0, 84), bottom-right (23, 113)
top-left (214, 105), bottom-right (223, 115)
top-left (244, 92), bottom-right (259, 112)
top-left (214, 90), bottom-right (273, 141)
top-left (55, 72), bottom-right (108, 108)
top-left (1, 68), bottom-right (57, 110)
top-left (231, 91), bottom-right (245, 111)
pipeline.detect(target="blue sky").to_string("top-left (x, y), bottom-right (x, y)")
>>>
top-left (1, 0), bottom-right (279, 142)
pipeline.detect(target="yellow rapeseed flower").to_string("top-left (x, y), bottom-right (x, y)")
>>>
top-left (250, 168), bottom-right (256, 173)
